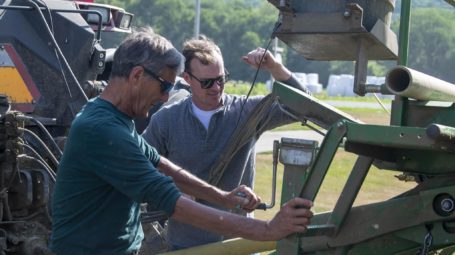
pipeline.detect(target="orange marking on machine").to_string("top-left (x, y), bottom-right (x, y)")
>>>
top-left (0, 43), bottom-right (41, 112)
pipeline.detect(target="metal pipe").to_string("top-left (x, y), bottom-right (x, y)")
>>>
top-left (391, 0), bottom-right (412, 125)
top-left (426, 124), bottom-right (455, 143)
top-left (194, 0), bottom-right (200, 38)
top-left (159, 238), bottom-right (276, 255)
top-left (398, 0), bottom-right (411, 66)
top-left (386, 66), bottom-right (455, 102)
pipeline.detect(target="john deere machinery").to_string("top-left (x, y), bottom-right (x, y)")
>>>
top-left (270, 0), bottom-right (455, 254)
top-left (0, 0), bottom-right (132, 253)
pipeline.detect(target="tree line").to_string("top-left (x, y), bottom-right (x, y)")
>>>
top-left (100, 0), bottom-right (455, 86)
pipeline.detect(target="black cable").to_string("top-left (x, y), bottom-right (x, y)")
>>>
top-left (233, 21), bottom-right (282, 130)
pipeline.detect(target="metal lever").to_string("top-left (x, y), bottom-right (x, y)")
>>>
top-left (255, 140), bottom-right (280, 211)
top-left (235, 140), bottom-right (280, 211)
top-left (264, 140), bottom-right (280, 210)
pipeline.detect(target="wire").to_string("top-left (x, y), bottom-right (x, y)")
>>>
top-left (20, 128), bottom-right (59, 168)
top-left (233, 21), bottom-right (282, 130)
top-left (35, 0), bottom-right (54, 33)
top-left (21, 143), bottom-right (56, 180)
top-left (372, 93), bottom-right (391, 116)
top-left (18, 155), bottom-right (57, 183)
top-left (17, 115), bottom-right (63, 157)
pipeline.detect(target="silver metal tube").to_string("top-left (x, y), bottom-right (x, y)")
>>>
top-left (386, 66), bottom-right (455, 102)
top-left (194, 0), bottom-right (200, 38)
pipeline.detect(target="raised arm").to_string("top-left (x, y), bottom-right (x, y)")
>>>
top-left (157, 156), bottom-right (260, 211)
top-left (242, 47), bottom-right (310, 93)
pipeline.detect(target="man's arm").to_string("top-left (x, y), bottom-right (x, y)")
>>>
top-left (242, 47), bottom-right (310, 94)
top-left (157, 157), bottom-right (260, 211)
top-left (172, 196), bottom-right (313, 241)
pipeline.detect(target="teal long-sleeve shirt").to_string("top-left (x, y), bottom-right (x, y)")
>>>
top-left (50, 97), bottom-right (181, 255)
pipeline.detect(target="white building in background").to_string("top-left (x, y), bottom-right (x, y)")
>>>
top-left (293, 72), bottom-right (323, 94)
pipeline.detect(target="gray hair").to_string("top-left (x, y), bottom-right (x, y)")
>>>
top-left (110, 27), bottom-right (184, 78)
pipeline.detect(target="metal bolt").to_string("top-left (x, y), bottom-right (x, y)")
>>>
top-left (99, 53), bottom-right (104, 59)
top-left (98, 61), bottom-right (104, 67)
top-left (10, 236), bottom-right (19, 245)
top-left (441, 198), bottom-right (455, 212)
top-left (344, 10), bottom-right (351, 17)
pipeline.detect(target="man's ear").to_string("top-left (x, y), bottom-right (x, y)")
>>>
top-left (182, 72), bottom-right (192, 84)
top-left (128, 66), bottom-right (144, 84)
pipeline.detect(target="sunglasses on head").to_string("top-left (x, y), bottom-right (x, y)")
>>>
top-left (187, 70), bottom-right (230, 89)
top-left (141, 66), bottom-right (174, 94)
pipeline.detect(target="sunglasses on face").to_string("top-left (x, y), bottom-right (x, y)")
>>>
top-left (141, 66), bottom-right (174, 94)
top-left (187, 70), bottom-right (230, 89)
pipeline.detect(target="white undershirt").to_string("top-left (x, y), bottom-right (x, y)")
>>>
top-left (191, 103), bottom-right (218, 130)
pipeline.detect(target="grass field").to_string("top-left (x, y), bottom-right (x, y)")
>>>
top-left (252, 107), bottom-right (417, 221)
top-left (253, 151), bottom-right (417, 221)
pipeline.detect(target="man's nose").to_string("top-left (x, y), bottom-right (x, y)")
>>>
top-left (210, 80), bottom-right (224, 89)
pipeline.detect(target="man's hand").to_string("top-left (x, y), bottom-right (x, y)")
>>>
top-left (241, 47), bottom-right (292, 81)
top-left (223, 185), bottom-right (261, 212)
top-left (264, 198), bottom-right (313, 240)
top-left (242, 47), bottom-right (277, 70)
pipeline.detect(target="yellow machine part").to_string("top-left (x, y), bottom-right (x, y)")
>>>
top-left (159, 238), bottom-right (276, 255)
top-left (0, 66), bottom-right (34, 103)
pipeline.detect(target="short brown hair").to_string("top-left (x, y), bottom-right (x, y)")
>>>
top-left (182, 35), bottom-right (222, 73)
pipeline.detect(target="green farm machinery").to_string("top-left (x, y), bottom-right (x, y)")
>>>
top-left (270, 0), bottom-right (455, 254)
top-left (164, 1), bottom-right (455, 254)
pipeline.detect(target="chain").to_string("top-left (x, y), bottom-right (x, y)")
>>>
top-left (419, 225), bottom-right (433, 255)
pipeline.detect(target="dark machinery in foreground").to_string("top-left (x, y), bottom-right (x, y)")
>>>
top-left (0, 0), bottom-right (132, 253)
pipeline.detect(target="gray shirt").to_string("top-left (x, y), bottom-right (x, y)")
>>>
top-left (142, 77), bottom-right (308, 249)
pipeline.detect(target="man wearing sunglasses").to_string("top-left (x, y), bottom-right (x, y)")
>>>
top-left (50, 28), bottom-right (313, 255)
top-left (143, 36), bottom-right (311, 250)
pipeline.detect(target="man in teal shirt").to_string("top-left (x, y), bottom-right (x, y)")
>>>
top-left (50, 27), bottom-right (314, 255)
